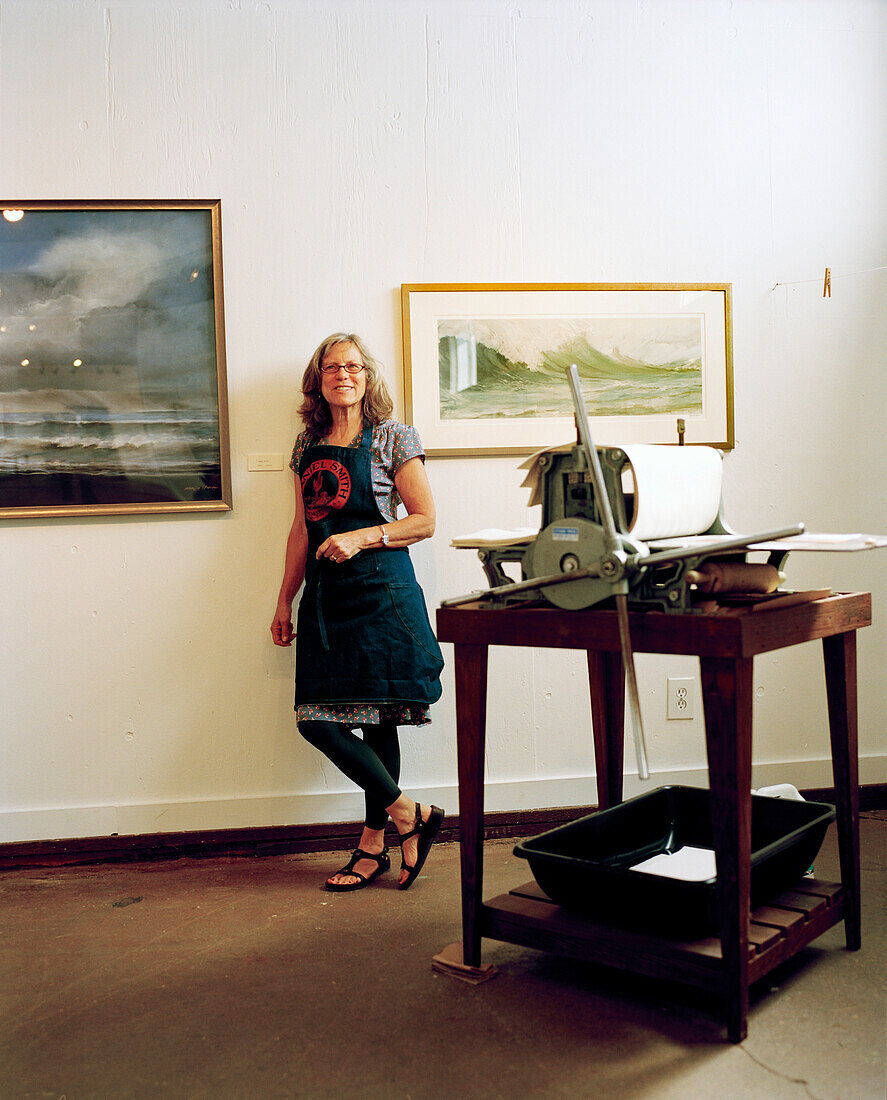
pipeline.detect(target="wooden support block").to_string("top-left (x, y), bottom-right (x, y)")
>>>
top-left (751, 906), bottom-right (807, 932)
top-left (746, 922), bottom-right (782, 952)
top-left (788, 879), bottom-right (843, 905)
top-left (432, 942), bottom-right (497, 984)
top-left (770, 890), bottom-right (825, 918)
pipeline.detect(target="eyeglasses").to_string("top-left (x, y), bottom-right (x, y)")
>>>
top-left (319, 362), bottom-right (365, 375)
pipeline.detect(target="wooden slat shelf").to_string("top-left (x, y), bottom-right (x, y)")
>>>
top-left (487, 878), bottom-right (846, 991)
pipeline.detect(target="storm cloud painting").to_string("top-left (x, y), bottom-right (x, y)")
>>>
top-left (438, 315), bottom-right (703, 420)
top-left (0, 203), bottom-right (229, 516)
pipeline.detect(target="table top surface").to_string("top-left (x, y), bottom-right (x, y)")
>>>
top-left (436, 592), bottom-right (871, 659)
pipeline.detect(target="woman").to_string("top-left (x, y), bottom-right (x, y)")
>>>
top-left (271, 333), bottom-right (445, 892)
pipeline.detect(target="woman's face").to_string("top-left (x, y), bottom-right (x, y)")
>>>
top-left (319, 341), bottom-right (367, 413)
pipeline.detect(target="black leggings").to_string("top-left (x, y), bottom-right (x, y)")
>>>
top-left (298, 720), bottom-right (402, 830)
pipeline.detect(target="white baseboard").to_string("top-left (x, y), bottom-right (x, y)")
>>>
top-left (1, 755), bottom-right (884, 844)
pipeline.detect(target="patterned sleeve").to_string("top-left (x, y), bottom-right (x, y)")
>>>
top-left (390, 422), bottom-right (425, 471)
top-left (371, 421), bottom-right (426, 522)
top-left (288, 431), bottom-right (311, 472)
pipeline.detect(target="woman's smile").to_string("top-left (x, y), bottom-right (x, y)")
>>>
top-left (320, 342), bottom-right (367, 409)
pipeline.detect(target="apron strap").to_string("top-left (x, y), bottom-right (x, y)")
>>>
top-left (315, 564), bottom-right (330, 651)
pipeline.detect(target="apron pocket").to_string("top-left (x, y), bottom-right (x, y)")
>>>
top-left (386, 583), bottom-right (445, 664)
top-left (340, 552), bottom-right (380, 578)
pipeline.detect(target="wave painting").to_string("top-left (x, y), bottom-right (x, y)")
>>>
top-left (0, 206), bottom-right (226, 511)
top-left (438, 316), bottom-right (703, 420)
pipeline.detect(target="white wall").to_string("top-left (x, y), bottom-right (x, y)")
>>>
top-left (1, 0), bottom-right (884, 843)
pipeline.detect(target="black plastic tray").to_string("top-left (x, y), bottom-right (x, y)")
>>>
top-left (513, 785), bottom-right (835, 936)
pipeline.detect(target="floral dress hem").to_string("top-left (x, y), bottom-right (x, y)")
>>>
top-left (295, 703), bottom-right (431, 727)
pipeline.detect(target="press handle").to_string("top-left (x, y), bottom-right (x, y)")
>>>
top-left (566, 364), bottom-right (649, 781)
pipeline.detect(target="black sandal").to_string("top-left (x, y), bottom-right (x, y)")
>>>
top-left (324, 847), bottom-right (390, 892)
top-left (397, 804), bottom-right (445, 890)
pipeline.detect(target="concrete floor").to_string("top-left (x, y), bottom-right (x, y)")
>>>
top-left (2, 813), bottom-right (885, 1100)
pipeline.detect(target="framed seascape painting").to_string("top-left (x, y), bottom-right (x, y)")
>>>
top-left (0, 199), bottom-right (231, 518)
top-left (401, 283), bottom-right (734, 456)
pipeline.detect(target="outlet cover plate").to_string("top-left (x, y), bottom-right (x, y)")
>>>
top-left (667, 677), bottom-right (695, 720)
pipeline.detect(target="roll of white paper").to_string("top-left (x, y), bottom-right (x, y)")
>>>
top-left (621, 444), bottom-right (723, 541)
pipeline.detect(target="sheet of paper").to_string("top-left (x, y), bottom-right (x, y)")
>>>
top-left (451, 528), bottom-right (538, 548)
top-left (630, 845), bottom-right (717, 881)
top-left (648, 532), bottom-right (887, 552)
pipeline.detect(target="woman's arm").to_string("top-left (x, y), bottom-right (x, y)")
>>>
top-left (271, 472), bottom-right (309, 646)
top-left (315, 456), bottom-right (435, 562)
top-left (386, 455), bottom-right (436, 544)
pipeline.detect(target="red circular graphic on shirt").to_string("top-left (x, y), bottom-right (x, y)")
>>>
top-left (301, 459), bottom-right (352, 522)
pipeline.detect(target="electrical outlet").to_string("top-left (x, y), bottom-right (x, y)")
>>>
top-left (667, 677), bottom-right (695, 720)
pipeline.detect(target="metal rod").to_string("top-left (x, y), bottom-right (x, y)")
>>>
top-left (567, 363), bottom-right (649, 780)
top-left (638, 524), bottom-right (806, 570)
top-left (440, 562), bottom-right (602, 608)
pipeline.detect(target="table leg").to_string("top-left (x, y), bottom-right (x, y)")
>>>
top-left (822, 632), bottom-right (861, 950)
top-left (701, 655), bottom-right (753, 1043)
top-left (454, 642), bottom-right (490, 968)
top-left (587, 650), bottom-right (625, 809)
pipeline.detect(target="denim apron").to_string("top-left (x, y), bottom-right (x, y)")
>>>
top-left (294, 423), bottom-right (444, 709)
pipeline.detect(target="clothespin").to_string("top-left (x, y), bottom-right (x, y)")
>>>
top-left (823, 267), bottom-right (831, 297)
top-left (677, 418), bottom-right (685, 446)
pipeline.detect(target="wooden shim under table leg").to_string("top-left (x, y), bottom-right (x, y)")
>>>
top-left (432, 942), bottom-right (497, 984)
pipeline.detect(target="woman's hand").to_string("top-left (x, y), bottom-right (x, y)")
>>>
top-left (316, 529), bottom-right (370, 564)
top-left (271, 604), bottom-right (295, 646)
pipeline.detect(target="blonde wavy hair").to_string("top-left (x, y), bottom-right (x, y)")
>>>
top-left (299, 333), bottom-right (394, 436)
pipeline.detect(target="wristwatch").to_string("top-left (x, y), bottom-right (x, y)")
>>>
top-left (379, 525), bottom-right (389, 547)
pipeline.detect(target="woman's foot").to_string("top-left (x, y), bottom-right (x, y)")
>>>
top-left (325, 847), bottom-right (390, 892)
top-left (389, 798), bottom-right (445, 888)
top-left (325, 826), bottom-right (387, 889)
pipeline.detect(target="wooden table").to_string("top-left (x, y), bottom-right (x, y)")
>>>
top-left (435, 593), bottom-right (870, 1042)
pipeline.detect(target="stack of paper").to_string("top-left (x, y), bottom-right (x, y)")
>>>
top-left (451, 528), bottom-right (538, 549)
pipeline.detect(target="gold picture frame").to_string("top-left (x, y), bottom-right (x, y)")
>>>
top-left (0, 199), bottom-right (231, 519)
top-left (401, 282), bottom-right (734, 456)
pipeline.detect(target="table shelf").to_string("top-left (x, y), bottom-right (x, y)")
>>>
top-left (481, 878), bottom-right (845, 992)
